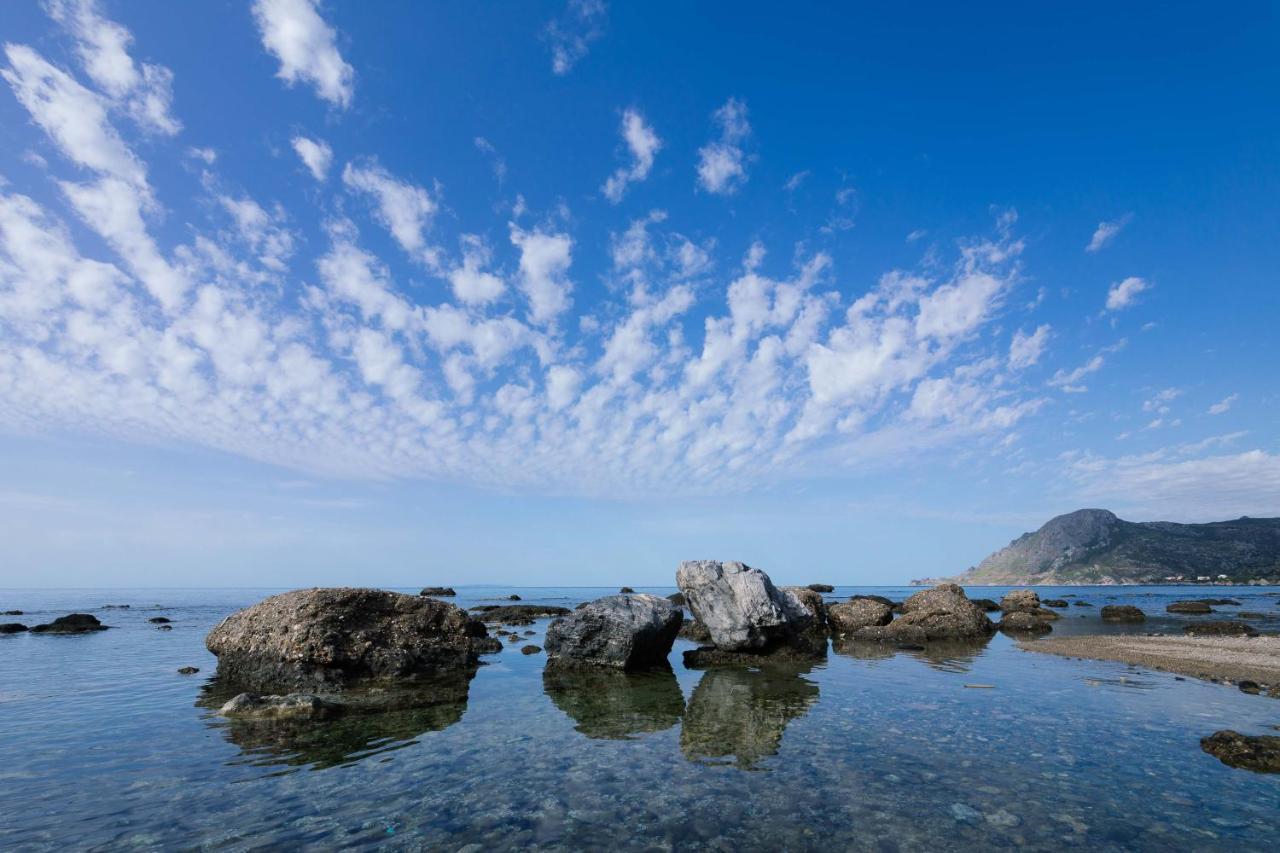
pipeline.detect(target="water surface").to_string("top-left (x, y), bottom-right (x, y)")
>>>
top-left (2, 585), bottom-right (1278, 850)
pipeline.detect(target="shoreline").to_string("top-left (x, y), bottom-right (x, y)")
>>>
top-left (1019, 634), bottom-right (1280, 694)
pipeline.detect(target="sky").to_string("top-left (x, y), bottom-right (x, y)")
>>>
top-left (0, 1), bottom-right (1277, 588)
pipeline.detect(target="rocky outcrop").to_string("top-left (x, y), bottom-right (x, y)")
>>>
top-left (675, 560), bottom-right (812, 652)
top-left (826, 599), bottom-right (892, 634)
top-left (780, 586), bottom-right (827, 627)
top-left (1000, 590), bottom-right (1040, 612)
top-left (470, 604), bottom-right (572, 624)
top-left (1183, 621), bottom-right (1258, 637)
top-left (619, 587), bottom-right (635, 593)
top-left (954, 509), bottom-right (1280, 584)
top-left (1167, 601), bottom-right (1213, 614)
top-left (419, 587), bottom-right (456, 597)
top-left (219, 692), bottom-right (339, 720)
top-left (854, 584), bottom-right (994, 643)
top-left (0, 623), bottom-right (27, 634)
top-left (807, 583), bottom-right (835, 593)
top-left (177, 666), bottom-right (200, 674)
top-left (1201, 730), bottom-right (1280, 772)
top-left (999, 612), bottom-right (1053, 634)
top-left (544, 594), bottom-right (682, 670)
top-left (206, 588), bottom-right (500, 692)
top-left (149, 617), bottom-right (172, 624)
top-left (30, 613), bottom-right (108, 633)
top-left (1100, 605), bottom-right (1145, 622)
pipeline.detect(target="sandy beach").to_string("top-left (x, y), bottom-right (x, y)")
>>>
top-left (1020, 634), bottom-right (1280, 692)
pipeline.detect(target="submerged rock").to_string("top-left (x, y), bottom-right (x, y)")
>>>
top-left (682, 635), bottom-right (827, 668)
top-left (219, 692), bottom-right (339, 720)
top-left (520, 645), bottom-right (542, 655)
top-left (826, 598), bottom-right (892, 634)
top-left (1100, 604), bottom-right (1145, 622)
top-left (1072, 601), bottom-right (1094, 607)
top-left (177, 666), bottom-right (200, 675)
top-left (1167, 600), bottom-right (1213, 614)
top-left (419, 587), bottom-right (456, 597)
top-left (3, 610), bottom-right (22, 615)
top-left (0, 623), bottom-right (28, 634)
top-left (675, 560), bottom-right (813, 652)
top-left (1183, 621), bottom-right (1258, 637)
top-left (806, 583), bottom-right (835, 593)
top-left (1201, 730), bottom-right (1280, 772)
top-left (149, 617), bottom-right (172, 624)
top-left (1196, 598), bottom-right (1241, 606)
top-left (30, 614), bottom-right (108, 633)
top-left (1042, 599), bottom-right (1069, 608)
top-left (999, 612), bottom-right (1053, 634)
top-left (544, 594), bottom-right (682, 670)
top-left (1000, 589), bottom-right (1041, 613)
top-left (854, 584), bottom-right (994, 642)
top-left (205, 588), bottom-right (499, 692)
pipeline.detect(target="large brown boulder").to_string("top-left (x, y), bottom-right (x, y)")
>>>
top-left (999, 611), bottom-right (1053, 634)
top-left (827, 599), bottom-right (893, 634)
top-left (1101, 604), bottom-right (1145, 622)
top-left (206, 588), bottom-right (501, 692)
top-left (1000, 589), bottom-right (1041, 613)
top-left (1167, 600), bottom-right (1213, 614)
top-left (855, 584), bottom-right (994, 642)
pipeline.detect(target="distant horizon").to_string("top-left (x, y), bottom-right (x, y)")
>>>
top-left (1, 1), bottom-right (1277, 587)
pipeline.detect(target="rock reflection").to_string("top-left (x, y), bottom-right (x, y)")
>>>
top-left (831, 636), bottom-right (993, 673)
top-left (680, 665), bottom-right (819, 769)
top-left (542, 665), bottom-right (684, 740)
top-left (197, 675), bottom-right (472, 771)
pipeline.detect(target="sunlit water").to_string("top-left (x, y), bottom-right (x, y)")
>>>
top-left (2, 585), bottom-right (1279, 850)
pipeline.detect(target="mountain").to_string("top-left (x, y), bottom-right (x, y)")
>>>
top-left (950, 509), bottom-right (1280, 585)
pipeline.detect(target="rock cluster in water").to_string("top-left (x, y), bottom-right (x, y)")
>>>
top-left (1201, 730), bottom-right (1280, 772)
top-left (1100, 604), bottom-right (1146, 622)
top-left (30, 614), bottom-right (109, 633)
top-left (996, 590), bottom-right (1058, 634)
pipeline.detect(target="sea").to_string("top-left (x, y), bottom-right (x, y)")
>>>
top-left (1, 584), bottom-right (1278, 851)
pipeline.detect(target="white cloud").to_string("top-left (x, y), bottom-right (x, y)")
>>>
top-left (1009, 324), bottom-right (1050, 369)
top-left (474, 136), bottom-right (506, 183)
top-left (252, 0), bottom-right (354, 108)
top-left (342, 160), bottom-right (439, 266)
top-left (447, 235), bottom-right (505, 305)
top-left (696, 98), bottom-right (751, 195)
top-left (291, 136), bottom-right (332, 181)
top-left (1085, 213), bottom-right (1132, 253)
top-left (1142, 386), bottom-right (1181, 414)
top-left (2, 43), bottom-right (148, 188)
top-left (45, 0), bottom-right (181, 136)
top-left (1105, 275), bottom-right (1150, 311)
top-left (544, 0), bottom-right (606, 76)
top-left (510, 224), bottom-right (573, 325)
top-left (602, 109), bottom-right (661, 203)
top-left (1208, 393), bottom-right (1238, 415)
top-left (1047, 340), bottom-right (1125, 393)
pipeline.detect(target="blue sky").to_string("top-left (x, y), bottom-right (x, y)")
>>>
top-left (0, 1), bottom-right (1277, 587)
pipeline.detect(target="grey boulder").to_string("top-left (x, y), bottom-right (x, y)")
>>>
top-left (676, 560), bottom-right (813, 652)
top-left (544, 594), bottom-right (682, 670)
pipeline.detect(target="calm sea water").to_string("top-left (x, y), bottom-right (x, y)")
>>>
top-left (2, 585), bottom-right (1279, 851)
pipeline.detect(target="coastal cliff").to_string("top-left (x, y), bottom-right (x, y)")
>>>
top-left (943, 509), bottom-right (1280, 585)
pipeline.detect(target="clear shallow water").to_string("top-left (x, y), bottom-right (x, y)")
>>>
top-left (1, 585), bottom-right (1279, 851)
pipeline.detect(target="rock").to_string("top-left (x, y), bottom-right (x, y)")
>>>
top-left (1182, 621), bottom-right (1258, 637)
top-left (1000, 589), bottom-right (1041, 613)
top-left (419, 587), bottom-right (456, 597)
top-left (854, 584), bottom-right (994, 642)
top-left (1196, 598), bottom-right (1241, 606)
top-left (999, 612), bottom-right (1053, 634)
top-left (1072, 601), bottom-right (1094, 607)
top-left (781, 586), bottom-right (827, 626)
top-left (1201, 730), bottom-right (1280, 772)
top-left (970, 598), bottom-right (1001, 612)
top-left (544, 594), bottom-right (682, 670)
top-left (156, 624), bottom-right (173, 631)
top-left (506, 634), bottom-right (522, 643)
top-left (177, 666), bottom-right (200, 675)
top-left (619, 587), bottom-right (635, 594)
top-left (1167, 600), bottom-right (1213, 614)
top-left (205, 588), bottom-right (500, 692)
top-left (950, 803), bottom-right (982, 823)
top-left (667, 592), bottom-right (686, 607)
top-left (1042, 599), bottom-right (1069, 608)
top-left (30, 613), bottom-right (109, 633)
top-left (1238, 611), bottom-right (1268, 619)
top-left (850, 594), bottom-right (895, 607)
top-left (682, 633), bottom-right (827, 667)
top-left (807, 583), bottom-right (835, 593)
top-left (3, 610), bottom-right (22, 615)
top-left (544, 667), bottom-right (684, 740)
top-left (523, 630), bottom-right (535, 636)
top-left (471, 604), bottom-right (571, 623)
top-left (218, 692), bottom-right (339, 720)
top-left (678, 619), bottom-right (712, 642)
top-left (507, 594), bottom-right (522, 601)
top-left (985, 809), bottom-right (1022, 828)
top-left (1100, 604), bottom-right (1145, 622)
top-left (1239, 680), bottom-right (1261, 695)
top-left (675, 560), bottom-right (813, 652)
top-left (1, 623), bottom-right (28, 634)
top-left (149, 616), bottom-right (172, 624)
top-left (521, 645), bottom-right (542, 655)
top-left (827, 599), bottom-right (893, 634)
top-left (1027, 607), bottom-right (1061, 620)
